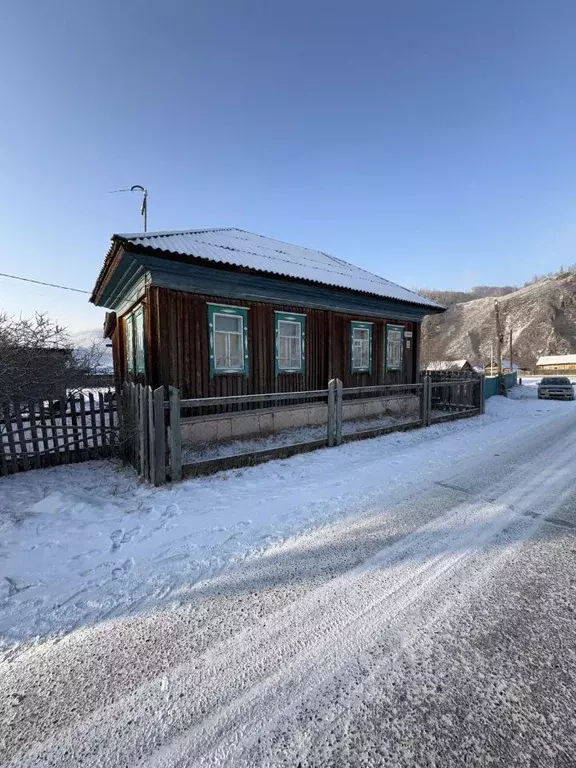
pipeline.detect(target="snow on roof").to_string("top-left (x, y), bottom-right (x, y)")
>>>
top-left (115, 227), bottom-right (441, 308)
top-left (536, 354), bottom-right (576, 366)
top-left (426, 360), bottom-right (470, 371)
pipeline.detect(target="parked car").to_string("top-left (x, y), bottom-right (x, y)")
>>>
top-left (537, 376), bottom-right (575, 401)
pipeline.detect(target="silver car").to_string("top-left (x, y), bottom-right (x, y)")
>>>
top-left (537, 376), bottom-right (575, 401)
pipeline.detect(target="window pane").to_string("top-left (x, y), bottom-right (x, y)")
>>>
top-left (352, 327), bottom-right (370, 370)
top-left (279, 320), bottom-right (300, 338)
top-left (215, 330), bottom-right (243, 369)
top-left (125, 316), bottom-right (134, 373)
top-left (353, 341), bottom-right (368, 369)
top-left (214, 314), bottom-right (242, 333)
top-left (134, 310), bottom-right (145, 373)
top-left (387, 328), bottom-right (403, 370)
top-left (227, 333), bottom-right (243, 368)
top-left (278, 320), bottom-right (302, 369)
top-left (215, 332), bottom-right (228, 368)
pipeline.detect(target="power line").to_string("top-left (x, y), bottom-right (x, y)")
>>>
top-left (0, 272), bottom-right (90, 294)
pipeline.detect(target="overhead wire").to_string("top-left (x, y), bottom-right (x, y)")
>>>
top-left (0, 272), bottom-right (90, 294)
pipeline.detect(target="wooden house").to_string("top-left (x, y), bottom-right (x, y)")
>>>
top-left (90, 228), bottom-right (444, 397)
top-left (425, 360), bottom-right (473, 373)
top-left (535, 355), bottom-right (576, 374)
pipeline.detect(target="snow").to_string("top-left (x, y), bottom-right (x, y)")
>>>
top-left (116, 228), bottom-right (441, 308)
top-left (183, 413), bottom-right (416, 462)
top-left (0, 382), bottom-right (573, 650)
top-left (3, 382), bottom-right (576, 765)
top-left (69, 328), bottom-right (113, 372)
top-left (536, 353), bottom-right (576, 366)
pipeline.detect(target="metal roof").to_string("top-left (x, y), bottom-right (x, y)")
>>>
top-left (115, 228), bottom-right (441, 309)
top-left (536, 354), bottom-right (576, 366)
top-left (426, 360), bottom-right (470, 371)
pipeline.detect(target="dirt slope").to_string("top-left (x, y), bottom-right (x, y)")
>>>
top-left (421, 272), bottom-right (576, 368)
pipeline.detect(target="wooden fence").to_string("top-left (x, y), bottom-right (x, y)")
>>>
top-left (122, 377), bottom-right (484, 484)
top-left (0, 391), bottom-right (118, 476)
top-left (121, 383), bottom-right (181, 486)
top-left (1, 378), bottom-right (485, 483)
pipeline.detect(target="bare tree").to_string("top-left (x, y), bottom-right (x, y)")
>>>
top-left (0, 311), bottom-right (104, 405)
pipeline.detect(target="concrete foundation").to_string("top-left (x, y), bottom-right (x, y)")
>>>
top-left (181, 395), bottom-right (419, 445)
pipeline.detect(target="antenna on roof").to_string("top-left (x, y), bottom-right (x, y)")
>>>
top-left (109, 184), bottom-right (148, 231)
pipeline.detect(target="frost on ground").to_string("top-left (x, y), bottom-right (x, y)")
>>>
top-left (182, 412), bottom-right (416, 462)
top-left (0, 381), bottom-right (569, 648)
top-left (3, 381), bottom-right (576, 766)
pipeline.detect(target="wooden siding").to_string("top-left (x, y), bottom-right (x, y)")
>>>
top-left (535, 364), bottom-right (576, 373)
top-left (115, 287), bottom-right (419, 399)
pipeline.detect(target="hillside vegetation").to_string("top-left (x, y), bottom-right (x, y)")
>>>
top-left (421, 271), bottom-right (576, 369)
top-left (419, 285), bottom-right (517, 308)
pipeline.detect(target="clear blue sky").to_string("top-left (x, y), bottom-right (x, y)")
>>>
top-left (1, 0), bottom-right (576, 332)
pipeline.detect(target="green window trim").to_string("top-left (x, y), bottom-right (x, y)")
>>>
top-left (275, 312), bottom-right (306, 375)
top-left (125, 314), bottom-right (135, 375)
top-left (134, 307), bottom-right (145, 374)
top-left (350, 321), bottom-right (373, 373)
top-left (386, 324), bottom-right (404, 372)
top-left (208, 304), bottom-right (249, 377)
top-left (125, 305), bottom-right (145, 377)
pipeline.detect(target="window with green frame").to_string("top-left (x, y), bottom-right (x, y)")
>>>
top-left (386, 324), bottom-right (404, 371)
top-left (124, 306), bottom-right (145, 376)
top-left (350, 321), bottom-right (372, 373)
top-left (275, 312), bottom-right (305, 374)
top-left (125, 314), bottom-right (134, 375)
top-left (208, 304), bottom-right (249, 377)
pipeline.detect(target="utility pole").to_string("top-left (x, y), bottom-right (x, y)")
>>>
top-left (490, 342), bottom-right (494, 375)
top-left (494, 300), bottom-right (505, 394)
top-left (509, 325), bottom-right (513, 375)
top-left (494, 300), bottom-right (503, 375)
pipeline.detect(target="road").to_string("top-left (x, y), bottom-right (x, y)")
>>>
top-left (3, 400), bottom-right (576, 766)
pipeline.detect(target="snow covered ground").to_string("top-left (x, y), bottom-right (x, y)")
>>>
top-left (3, 380), bottom-right (576, 765)
top-left (182, 412), bottom-right (416, 462)
top-left (0, 381), bottom-right (569, 647)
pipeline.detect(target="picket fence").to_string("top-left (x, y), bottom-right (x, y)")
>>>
top-left (0, 391), bottom-right (118, 476)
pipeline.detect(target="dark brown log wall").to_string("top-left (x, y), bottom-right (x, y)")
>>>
top-left (117, 286), bottom-right (418, 397)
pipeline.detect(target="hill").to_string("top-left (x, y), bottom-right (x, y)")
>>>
top-left (69, 328), bottom-right (113, 372)
top-left (418, 285), bottom-right (517, 307)
top-left (421, 272), bottom-right (576, 369)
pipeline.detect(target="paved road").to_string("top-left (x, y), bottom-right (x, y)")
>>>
top-left (3, 407), bottom-right (576, 766)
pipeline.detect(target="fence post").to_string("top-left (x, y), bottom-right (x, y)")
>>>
top-left (153, 387), bottom-right (166, 485)
top-left (420, 377), bottom-right (428, 426)
top-left (335, 378), bottom-right (343, 445)
top-left (169, 386), bottom-right (182, 482)
top-left (148, 386), bottom-right (157, 485)
top-left (139, 385), bottom-right (150, 480)
top-left (479, 374), bottom-right (485, 414)
top-left (426, 375), bottom-right (433, 426)
top-left (327, 379), bottom-right (336, 447)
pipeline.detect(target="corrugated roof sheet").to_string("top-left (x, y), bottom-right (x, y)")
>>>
top-left (426, 360), bottom-right (470, 371)
top-left (115, 227), bottom-right (441, 309)
top-left (536, 354), bottom-right (576, 366)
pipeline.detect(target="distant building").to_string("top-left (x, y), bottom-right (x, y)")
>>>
top-left (535, 355), bottom-right (576, 374)
top-left (425, 360), bottom-right (473, 373)
top-left (485, 359), bottom-right (522, 375)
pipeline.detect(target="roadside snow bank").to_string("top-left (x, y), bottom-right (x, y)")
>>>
top-left (0, 385), bottom-right (573, 646)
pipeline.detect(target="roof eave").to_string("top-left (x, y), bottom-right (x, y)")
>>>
top-left (90, 236), bottom-right (128, 305)
top-left (124, 242), bottom-right (445, 313)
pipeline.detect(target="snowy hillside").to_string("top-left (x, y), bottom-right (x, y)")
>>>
top-left (421, 272), bottom-right (576, 368)
top-left (69, 328), bottom-right (113, 372)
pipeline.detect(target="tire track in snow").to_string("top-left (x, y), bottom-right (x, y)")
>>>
top-left (156, 449), bottom-right (575, 767)
top-left (11, 435), bottom-right (576, 768)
